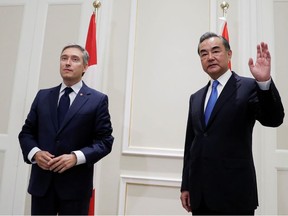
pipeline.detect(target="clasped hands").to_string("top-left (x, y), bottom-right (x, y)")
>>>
top-left (34, 151), bottom-right (77, 173)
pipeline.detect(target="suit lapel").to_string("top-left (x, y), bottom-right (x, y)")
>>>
top-left (57, 84), bottom-right (90, 133)
top-left (49, 85), bottom-right (61, 132)
top-left (200, 83), bottom-right (209, 128)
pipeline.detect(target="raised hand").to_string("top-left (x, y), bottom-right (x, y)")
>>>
top-left (248, 42), bottom-right (271, 82)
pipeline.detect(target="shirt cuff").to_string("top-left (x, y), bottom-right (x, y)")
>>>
top-left (256, 78), bottom-right (271, 90)
top-left (72, 150), bottom-right (86, 165)
top-left (28, 147), bottom-right (41, 164)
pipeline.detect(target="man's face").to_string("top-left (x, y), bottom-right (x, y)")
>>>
top-left (198, 37), bottom-right (232, 80)
top-left (60, 47), bottom-right (88, 85)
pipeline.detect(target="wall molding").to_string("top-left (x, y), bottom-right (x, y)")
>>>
top-left (121, 0), bottom-right (185, 158)
top-left (118, 174), bottom-right (181, 215)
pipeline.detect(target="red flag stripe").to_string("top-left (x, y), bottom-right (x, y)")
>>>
top-left (85, 12), bottom-right (97, 66)
top-left (88, 189), bottom-right (95, 215)
top-left (221, 20), bottom-right (231, 70)
top-left (222, 22), bottom-right (229, 42)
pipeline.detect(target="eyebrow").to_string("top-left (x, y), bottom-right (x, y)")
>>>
top-left (61, 54), bottom-right (80, 59)
top-left (199, 45), bottom-right (221, 53)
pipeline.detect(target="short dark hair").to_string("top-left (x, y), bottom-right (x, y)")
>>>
top-left (61, 44), bottom-right (90, 66)
top-left (197, 32), bottom-right (231, 55)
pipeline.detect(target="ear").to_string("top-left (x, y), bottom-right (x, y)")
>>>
top-left (83, 64), bottom-right (89, 72)
top-left (228, 50), bottom-right (232, 60)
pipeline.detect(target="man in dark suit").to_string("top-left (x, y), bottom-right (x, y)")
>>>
top-left (180, 32), bottom-right (284, 215)
top-left (19, 44), bottom-right (114, 215)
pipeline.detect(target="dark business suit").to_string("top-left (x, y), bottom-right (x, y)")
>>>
top-left (19, 82), bottom-right (113, 213)
top-left (181, 72), bottom-right (284, 213)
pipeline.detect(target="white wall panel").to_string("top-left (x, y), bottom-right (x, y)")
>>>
top-left (118, 175), bottom-right (185, 215)
top-left (274, 0), bottom-right (288, 150)
top-left (274, 1), bottom-right (288, 215)
top-left (39, 4), bottom-right (82, 89)
top-left (277, 170), bottom-right (288, 215)
top-left (122, 0), bottom-right (210, 157)
top-left (0, 2), bottom-right (28, 214)
top-left (0, 5), bottom-right (23, 133)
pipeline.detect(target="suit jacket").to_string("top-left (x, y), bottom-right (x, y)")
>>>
top-left (19, 82), bottom-right (114, 200)
top-left (181, 72), bottom-right (284, 212)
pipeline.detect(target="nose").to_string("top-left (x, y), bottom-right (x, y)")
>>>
top-left (65, 58), bottom-right (71, 66)
top-left (207, 52), bottom-right (214, 60)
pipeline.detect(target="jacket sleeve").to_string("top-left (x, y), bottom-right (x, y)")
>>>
top-left (255, 79), bottom-right (284, 127)
top-left (181, 95), bottom-right (195, 192)
top-left (80, 94), bottom-right (114, 165)
top-left (18, 91), bottom-right (41, 164)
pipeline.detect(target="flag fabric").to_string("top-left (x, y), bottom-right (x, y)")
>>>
top-left (222, 21), bottom-right (229, 42)
top-left (85, 12), bottom-right (97, 216)
top-left (86, 12), bottom-right (97, 65)
top-left (219, 16), bottom-right (231, 70)
top-left (83, 12), bottom-right (98, 89)
top-left (88, 189), bottom-right (95, 215)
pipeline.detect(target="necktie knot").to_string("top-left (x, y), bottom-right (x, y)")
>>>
top-left (212, 80), bottom-right (219, 89)
top-left (64, 87), bottom-right (73, 96)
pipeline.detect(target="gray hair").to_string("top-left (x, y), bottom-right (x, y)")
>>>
top-left (197, 32), bottom-right (231, 55)
top-left (61, 44), bottom-right (90, 66)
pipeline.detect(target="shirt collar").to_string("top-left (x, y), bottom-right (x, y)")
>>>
top-left (210, 70), bottom-right (232, 86)
top-left (60, 80), bottom-right (83, 94)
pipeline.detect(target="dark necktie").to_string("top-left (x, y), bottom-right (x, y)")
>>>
top-left (204, 80), bottom-right (219, 125)
top-left (57, 87), bottom-right (73, 127)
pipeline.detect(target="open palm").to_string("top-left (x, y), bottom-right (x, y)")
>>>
top-left (248, 42), bottom-right (271, 82)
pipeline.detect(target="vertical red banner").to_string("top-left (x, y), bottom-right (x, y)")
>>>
top-left (86, 12), bottom-right (97, 66)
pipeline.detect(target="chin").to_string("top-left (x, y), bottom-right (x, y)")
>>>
top-left (207, 69), bottom-right (219, 75)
